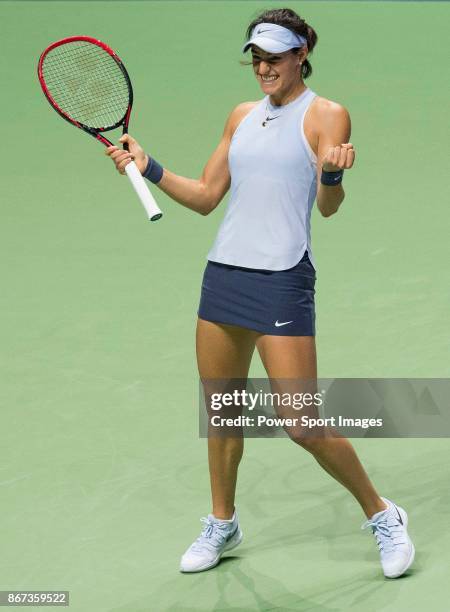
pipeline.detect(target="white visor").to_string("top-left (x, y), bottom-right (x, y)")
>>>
top-left (242, 22), bottom-right (307, 54)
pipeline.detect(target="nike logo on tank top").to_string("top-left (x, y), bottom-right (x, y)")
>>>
top-left (208, 88), bottom-right (318, 271)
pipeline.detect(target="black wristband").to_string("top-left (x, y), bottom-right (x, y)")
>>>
top-left (320, 168), bottom-right (344, 186)
top-left (143, 155), bottom-right (164, 184)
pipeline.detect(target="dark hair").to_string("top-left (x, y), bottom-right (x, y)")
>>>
top-left (244, 8), bottom-right (318, 79)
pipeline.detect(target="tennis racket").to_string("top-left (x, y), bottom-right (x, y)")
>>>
top-left (38, 35), bottom-right (162, 221)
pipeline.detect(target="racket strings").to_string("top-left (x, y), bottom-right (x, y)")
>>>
top-left (42, 41), bottom-right (130, 129)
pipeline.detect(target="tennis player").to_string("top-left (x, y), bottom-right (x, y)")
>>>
top-left (106, 8), bottom-right (415, 579)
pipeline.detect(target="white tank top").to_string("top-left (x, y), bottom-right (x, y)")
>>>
top-left (207, 87), bottom-right (318, 270)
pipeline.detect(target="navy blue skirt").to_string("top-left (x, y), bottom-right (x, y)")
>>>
top-left (198, 251), bottom-right (316, 336)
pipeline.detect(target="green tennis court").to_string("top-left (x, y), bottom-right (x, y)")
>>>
top-left (1, 1), bottom-right (449, 610)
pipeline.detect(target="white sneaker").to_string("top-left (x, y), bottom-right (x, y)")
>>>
top-left (180, 510), bottom-right (243, 573)
top-left (362, 497), bottom-right (415, 578)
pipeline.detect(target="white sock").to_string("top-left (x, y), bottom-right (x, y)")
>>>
top-left (212, 511), bottom-right (235, 523)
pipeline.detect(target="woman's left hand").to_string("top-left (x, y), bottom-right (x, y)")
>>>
top-left (322, 143), bottom-right (355, 172)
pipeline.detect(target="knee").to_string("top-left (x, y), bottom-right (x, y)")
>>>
top-left (289, 432), bottom-right (324, 454)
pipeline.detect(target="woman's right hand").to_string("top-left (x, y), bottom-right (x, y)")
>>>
top-left (105, 134), bottom-right (148, 175)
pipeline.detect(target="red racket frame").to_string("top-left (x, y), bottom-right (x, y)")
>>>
top-left (37, 35), bottom-right (133, 147)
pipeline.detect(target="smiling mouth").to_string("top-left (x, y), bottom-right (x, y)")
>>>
top-left (260, 75), bottom-right (279, 83)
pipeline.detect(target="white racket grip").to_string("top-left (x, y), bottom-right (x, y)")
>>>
top-left (125, 161), bottom-right (163, 221)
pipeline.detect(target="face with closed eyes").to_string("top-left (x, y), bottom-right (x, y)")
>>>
top-left (251, 45), bottom-right (307, 104)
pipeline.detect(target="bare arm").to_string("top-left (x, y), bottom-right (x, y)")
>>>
top-left (315, 102), bottom-right (355, 217)
top-left (157, 128), bottom-right (231, 216)
top-left (105, 103), bottom-right (255, 216)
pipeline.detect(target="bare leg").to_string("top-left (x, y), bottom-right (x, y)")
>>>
top-left (256, 335), bottom-right (387, 518)
top-left (197, 318), bottom-right (259, 520)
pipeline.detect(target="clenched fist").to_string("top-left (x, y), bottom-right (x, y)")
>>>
top-left (322, 143), bottom-right (355, 172)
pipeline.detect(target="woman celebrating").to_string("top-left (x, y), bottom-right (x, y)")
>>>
top-left (106, 8), bottom-right (415, 579)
